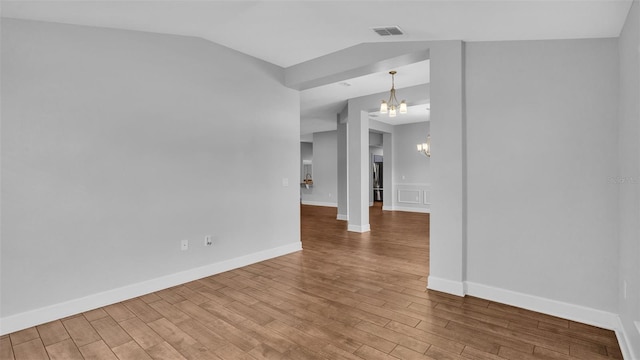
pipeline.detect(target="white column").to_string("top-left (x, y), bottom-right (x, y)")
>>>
top-left (382, 132), bottom-right (394, 210)
top-left (337, 116), bottom-right (348, 221)
top-left (427, 41), bottom-right (466, 296)
top-left (347, 109), bottom-right (370, 232)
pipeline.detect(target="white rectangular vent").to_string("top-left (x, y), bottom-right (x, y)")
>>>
top-left (372, 26), bottom-right (404, 36)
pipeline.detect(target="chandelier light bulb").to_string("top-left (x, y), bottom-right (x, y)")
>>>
top-left (380, 101), bottom-right (388, 114)
top-left (399, 101), bottom-right (407, 114)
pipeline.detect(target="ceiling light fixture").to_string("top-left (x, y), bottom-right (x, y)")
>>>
top-left (417, 134), bottom-right (431, 158)
top-left (380, 71), bottom-right (407, 118)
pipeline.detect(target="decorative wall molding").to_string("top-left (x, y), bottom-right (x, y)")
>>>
top-left (423, 190), bottom-right (431, 205)
top-left (394, 183), bottom-right (431, 211)
top-left (397, 189), bottom-right (421, 204)
top-left (336, 214), bottom-right (348, 221)
top-left (0, 242), bottom-right (302, 335)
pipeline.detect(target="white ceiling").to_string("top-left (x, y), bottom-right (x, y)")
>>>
top-left (301, 60), bottom-right (430, 122)
top-left (2, 1), bottom-right (631, 68)
top-left (2, 0), bottom-right (632, 134)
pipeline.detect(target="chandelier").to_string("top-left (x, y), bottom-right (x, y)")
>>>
top-left (380, 71), bottom-right (407, 117)
top-left (417, 134), bottom-right (431, 157)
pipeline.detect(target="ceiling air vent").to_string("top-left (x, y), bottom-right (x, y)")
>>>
top-left (372, 26), bottom-right (404, 36)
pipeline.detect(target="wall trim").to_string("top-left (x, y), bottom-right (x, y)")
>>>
top-left (300, 200), bottom-right (337, 207)
top-left (397, 189), bottom-right (421, 204)
top-left (465, 281), bottom-right (620, 330)
top-left (392, 206), bottom-right (430, 214)
top-left (426, 276), bottom-right (465, 296)
top-left (347, 224), bottom-right (371, 233)
top-left (396, 182), bottom-right (432, 187)
top-left (0, 242), bottom-right (302, 335)
top-left (614, 318), bottom-right (638, 360)
top-left (336, 214), bottom-right (348, 221)
top-left (381, 205), bottom-right (430, 213)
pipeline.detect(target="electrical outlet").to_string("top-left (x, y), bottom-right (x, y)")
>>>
top-left (204, 235), bottom-right (213, 246)
top-left (181, 239), bottom-right (188, 251)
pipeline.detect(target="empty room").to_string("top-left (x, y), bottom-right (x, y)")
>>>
top-left (1, 1), bottom-right (639, 359)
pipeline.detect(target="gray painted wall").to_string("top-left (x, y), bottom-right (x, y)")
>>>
top-left (1, 19), bottom-right (301, 320)
top-left (617, 0), bottom-right (640, 355)
top-left (390, 122), bottom-right (431, 212)
top-left (300, 131), bottom-right (338, 206)
top-left (393, 122), bottom-right (430, 185)
top-left (466, 38), bottom-right (620, 312)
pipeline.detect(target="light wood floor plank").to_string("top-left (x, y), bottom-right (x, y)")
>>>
top-left (45, 338), bottom-right (83, 360)
top-left (119, 317), bottom-right (164, 350)
top-left (111, 340), bottom-right (153, 360)
top-left (89, 316), bottom-right (132, 348)
top-left (8, 328), bottom-right (38, 346)
top-left (12, 338), bottom-right (48, 360)
top-left (62, 316), bottom-right (102, 347)
top-left (36, 320), bottom-right (70, 346)
top-left (146, 341), bottom-right (188, 360)
top-left (78, 340), bottom-right (118, 360)
top-left (0, 336), bottom-right (15, 360)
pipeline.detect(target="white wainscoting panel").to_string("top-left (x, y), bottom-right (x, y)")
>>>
top-left (423, 190), bottom-right (431, 205)
top-left (398, 189), bottom-right (421, 204)
top-left (390, 183), bottom-right (431, 213)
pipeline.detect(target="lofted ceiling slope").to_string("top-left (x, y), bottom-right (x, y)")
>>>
top-left (1, 0), bottom-right (633, 134)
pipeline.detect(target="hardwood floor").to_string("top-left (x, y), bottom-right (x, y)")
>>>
top-left (1, 204), bottom-right (623, 359)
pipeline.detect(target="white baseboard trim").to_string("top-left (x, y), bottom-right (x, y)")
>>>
top-left (426, 276), bottom-right (465, 296)
top-left (347, 224), bottom-right (371, 233)
top-left (465, 281), bottom-right (620, 331)
top-left (336, 214), bottom-right (348, 221)
top-left (389, 206), bottom-right (430, 214)
top-left (301, 200), bottom-right (337, 207)
top-left (615, 317), bottom-right (638, 360)
top-left (382, 205), bottom-right (430, 213)
top-left (0, 242), bottom-right (302, 336)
